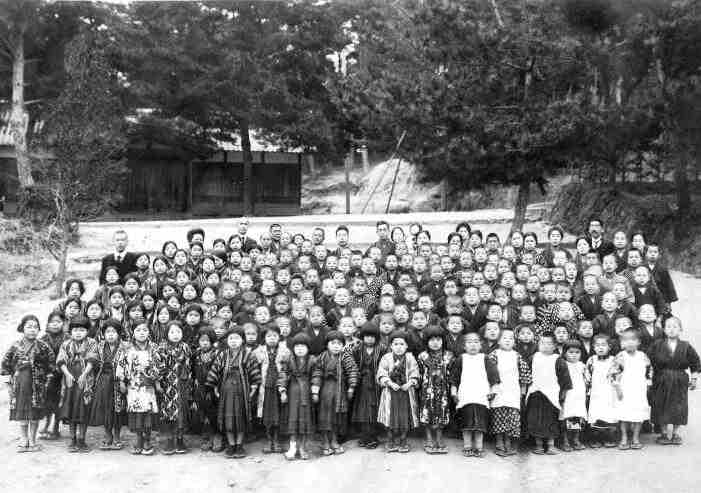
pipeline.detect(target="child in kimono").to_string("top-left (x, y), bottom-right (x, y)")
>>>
top-left (559, 340), bottom-right (589, 451)
top-left (313, 330), bottom-right (359, 456)
top-left (488, 328), bottom-right (531, 457)
top-left (206, 327), bottom-right (261, 459)
top-left (648, 317), bottom-right (701, 445)
top-left (347, 322), bottom-right (385, 449)
top-left (450, 332), bottom-right (500, 458)
top-left (252, 325), bottom-right (290, 454)
top-left (525, 331), bottom-right (572, 455)
top-left (377, 331), bottom-right (420, 453)
top-left (586, 334), bottom-right (619, 448)
top-left (116, 320), bottom-right (163, 455)
top-left (278, 333), bottom-right (318, 460)
top-left (1, 315), bottom-right (55, 452)
top-left (57, 316), bottom-right (99, 453)
top-left (192, 328), bottom-right (221, 451)
top-left (89, 319), bottom-right (128, 450)
top-left (39, 311), bottom-right (67, 440)
top-left (610, 328), bottom-right (651, 450)
top-left (159, 321), bottom-right (192, 455)
top-left (417, 325), bottom-right (454, 454)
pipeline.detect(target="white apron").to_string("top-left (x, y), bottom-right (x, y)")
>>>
top-left (457, 354), bottom-right (490, 408)
top-left (587, 356), bottom-right (618, 424)
top-left (490, 349), bottom-right (521, 410)
top-left (526, 352), bottom-right (562, 410)
top-left (560, 361), bottom-right (587, 420)
top-left (613, 351), bottom-right (650, 422)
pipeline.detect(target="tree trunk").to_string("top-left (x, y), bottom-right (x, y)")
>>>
top-left (240, 118), bottom-right (254, 216)
top-left (675, 155), bottom-right (691, 240)
top-left (10, 26), bottom-right (33, 189)
top-left (53, 228), bottom-right (70, 299)
top-left (511, 180), bottom-right (530, 233)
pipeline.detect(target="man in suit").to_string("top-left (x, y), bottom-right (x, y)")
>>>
top-left (237, 216), bottom-right (258, 252)
top-left (99, 229), bottom-right (138, 284)
top-left (586, 217), bottom-right (615, 260)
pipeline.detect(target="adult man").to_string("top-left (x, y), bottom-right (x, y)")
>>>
top-left (99, 230), bottom-right (138, 284)
top-left (586, 217), bottom-right (614, 260)
top-left (330, 225), bottom-right (350, 257)
top-left (365, 220), bottom-right (395, 259)
top-left (311, 227), bottom-right (325, 246)
top-left (269, 223), bottom-right (283, 248)
top-left (237, 217), bottom-right (258, 252)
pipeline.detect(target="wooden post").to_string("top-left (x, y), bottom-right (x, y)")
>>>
top-left (345, 154), bottom-right (351, 214)
top-left (307, 154), bottom-right (316, 175)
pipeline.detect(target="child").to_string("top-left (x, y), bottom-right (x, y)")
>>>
top-left (253, 325), bottom-right (290, 454)
top-left (417, 326), bottom-right (454, 454)
top-left (348, 322), bottom-right (385, 448)
top-left (637, 303), bottom-right (664, 352)
top-left (576, 320), bottom-right (594, 362)
top-left (559, 340), bottom-right (589, 452)
top-left (525, 331), bottom-right (572, 455)
top-left (89, 319), bottom-right (128, 450)
top-left (57, 316), bottom-right (98, 452)
top-left (1, 315), bottom-right (55, 453)
top-left (648, 317), bottom-right (700, 445)
top-left (610, 328), bottom-right (651, 450)
top-left (488, 329), bottom-right (531, 457)
top-left (278, 333), bottom-right (317, 460)
top-left (206, 327), bottom-right (261, 458)
top-left (515, 323), bottom-right (537, 364)
top-left (450, 332), bottom-right (500, 458)
top-left (159, 321), bottom-right (192, 455)
top-left (586, 334), bottom-right (619, 448)
top-left (39, 311), bottom-right (67, 440)
top-left (192, 328), bottom-right (221, 451)
top-left (377, 331), bottom-right (420, 453)
top-left (313, 330), bottom-right (359, 456)
top-left (116, 320), bottom-right (163, 455)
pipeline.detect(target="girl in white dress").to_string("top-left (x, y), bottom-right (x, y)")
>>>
top-left (586, 334), bottom-right (619, 447)
top-left (610, 328), bottom-right (651, 450)
top-left (559, 340), bottom-right (589, 451)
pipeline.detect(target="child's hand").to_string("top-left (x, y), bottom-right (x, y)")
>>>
top-left (389, 382), bottom-right (401, 391)
top-left (214, 388), bottom-right (220, 399)
top-left (616, 388), bottom-right (624, 401)
top-left (400, 382), bottom-right (412, 392)
top-left (119, 382), bottom-right (127, 394)
top-left (346, 388), bottom-right (354, 400)
top-left (690, 377), bottom-right (698, 390)
top-left (64, 373), bottom-right (74, 389)
top-left (312, 393), bottom-right (319, 404)
top-left (280, 391), bottom-right (288, 404)
top-left (77, 372), bottom-right (87, 389)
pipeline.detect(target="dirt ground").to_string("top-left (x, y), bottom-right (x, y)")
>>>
top-left (0, 214), bottom-right (699, 493)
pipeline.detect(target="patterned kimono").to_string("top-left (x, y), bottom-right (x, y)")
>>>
top-left (312, 350), bottom-right (359, 434)
top-left (39, 332), bottom-right (68, 414)
top-left (1, 338), bottom-right (55, 421)
top-left (417, 350), bottom-right (454, 426)
top-left (116, 341), bottom-right (164, 431)
top-left (376, 352), bottom-right (420, 431)
top-left (346, 342), bottom-right (386, 426)
top-left (57, 338), bottom-right (99, 424)
top-left (191, 346), bottom-right (218, 432)
top-left (277, 354), bottom-right (317, 436)
top-left (252, 343), bottom-right (290, 427)
top-left (89, 340), bottom-right (129, 427)
top-left (158, 341), bottom-right (192, 428)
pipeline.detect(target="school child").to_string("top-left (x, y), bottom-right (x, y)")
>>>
top-left (57, 316), bottom-right (99, 452)
top-left (116, 320), bottom-right (164, 455)
top-left (515, 323), bottom-right (537, 364)
top-left (143, 255), bottom-right (171, 295)
top-left (313, 330), bottom-right (359, 456)
top-left (480, 321), bottom-right (500, 355)
top-left (576, 320), bottom-right (594, 362)
top-left (62, 297), bottom-right (83, 334)
top-left (306, 305), bottom-right (330, 355)
top-left (191, 328), bottom-right (221, 451)
top-left (610, 328), bottom-right (651, 450)
top-left (39, 311), bottom-right (68, 440)
top-left (182, 303), bottom-right (205, 349)
top-left (339, 315), bottom-right (360, 348)
top-left (488, 329), bottom-right (531, 457)
top-left (1, 315), bottom-right (55, 453)
top-left (122, 300), bottom-right (144, 341)
top-left (377, 331), bottom-right (420, 453)
top-left (243, 321), bottom-right (260, 350)
top-left (89, 319), bottom-right (128, 450)
top-left (525, 331), bottom-right (573, 455)
top-left (586, 334), bottom-right (619, 448)
top-left (85, 300), bottom-right (105, 341)
top-left (637, 304), bottom-right (664, 352)
top-left (553, 326), bottom-right (570, 355)
top-left (648, 317), bottom-right (701, 445)
top-left (325, 287), bottom-right (352, 329)
top-left (205, 327), bottom-right (262, 458)
top-left (612, 281), bottom-right (638, 322)
top-left (105, 286), bottom-right (126, 325)
top-left (94, 267), bottom-right (122, 308)
top-left (450, 332), bottom-right (500, 458)
top-left (559, 340), bottom-right (589, 452)
top-left (201, 286), bottom-right (219, 322)
top-left (417, 326), bottom-right (454, 454)
top-left (592, 291), bottom-right (618, 339)
top-left (631, 266), bottom-right (668, 318)
top-left (253, 325), bottom-right (290, 453)
top-left (278, 333), bottom-right (318, 460)
top-left (159, 321), bottom-right (192, 455)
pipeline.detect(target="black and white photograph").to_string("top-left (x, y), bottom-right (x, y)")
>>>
top-left (0, 0), bottom-right (700, 491)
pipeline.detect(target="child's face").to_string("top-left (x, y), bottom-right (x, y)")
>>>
top-left (484, 323), bottom-right (500, 341)
top-left (199, 334), bottom-right (212, 350)
top-left (293, 343), bottom-right (309, 357)
top-left (615, 318), bottom-right (632, 336)
top-left (202, 289), bottom-right (216, 304)
top-left (227, 332), bottom-right (243, 349)
top-left (261, 280), bottom-right (275, 296)
top-left (254, 307), bottom-right (270, 324)
top-left (638, 304), bottom-right (656, 323)
top-left (498, 331), bottom-right (515, 350)
top-left (186, 312), bottom-right (201, 326)
top-left (464, 289), bottom-right (479, 306)
top-left (565, 347), bottom-right (581, 363)
top-left (264, 330), bottom-right (280, 347)
top-left (542, 284), bottom-right (556, 302)
top-left (105, 270), bottom-right (119, 284)
top-left (520, 306), bottom-right (536, 322)
top-left (274, 299), bottom-right (289, 314)
top-left (351, 309), bottom-right (367, 327)
top-left (393, 306), bottom-right (409, 323)
top-left (538, 337), bottom-right (555, 355)
top-left (427, 335), bottom-right (443, 351)
top-left (554, 326), bottom-right (569, 343)
top-left (167, 297), bottom-right (180, 311)
top-left (379, 320), bottom-right (394, 335)
top-left (218, 306), bottom-right (233, 320)
top-left (494, 291), bottom-right (509, 307)
top-left (244, 326), bottom-right (258, 344)
top-left (487, 305), bottom-right (502, 321)
top-left (334, 290), bottom-right (349, 305)
top-left (593, 337), bottom-right (610, 356)
top-left (464, 333), bottom-right (481, 354)
top-left (512, 284), bottom-right (526, 301)
top-left (142, 296), bottom-right (155, 311)
top-left (309, 308), bottom-right (324, 325)
top-left (518, 327), bottom-right (534, 343)
top-left (47, 316), bottom-right (63, 333)
top-left (109, 293), bottom-right (124, 308)
top-left (621, 331), bottom-right (640, 352)
top-left (352, 279), bottom-right (367, 295)
top-left (362, 335), bottom-right (376, 346)
top-left (602, 256), bottom-right (616, 273)
top-left (183, 285), bottom-right (198, 299)
top-left (133, 324), bottom-right (149, 342)
top-left (328, 339), bottom-right (344, 354)
top-left (404, 287), bottom-right (418, 302)
top-left (551, 268), bottom-right (565, 283)
top-left (129, 306), bottom-right (143, 320)
top-left (212, 322), bottom-right (227, 339)
top-left (558, 302), bottom-right (575, 321)
top-left (104, 327), bottom-right (119, 343)
top-left (447, 316), bottom-right (463, 334)
top-left (168, 325), bottom-right (183, 343)
top-left (583, 276), bottom-right (599, 295)
top-left (411, 311), bottom-right (428, 328)
top-left (612, 283), bottom-right (627, 301)
top-left (645, 246), bottom-right (660, 263)
top-left (478, 285), bottom-right (492, 302)
top-left (601, 293), bottom-right (617, 312)
top-left (634, 267), bottom-right (650, 286)
top-left (87, 304), bottom-right (102, 320)
top-left (526, 277), bottom-right (540, 293)
top-left (390, 337), bottom-right (407, 355)
top-left (321, 280), bottom-right (336, 297)
top-left (664, 318), bottom-right (682, 339)
top-left (277, 319), bottom-right (291, 337)
top-left (577, 322), bottom-right (594, 339)
top-left (339, 319), bottom-right (356, 339)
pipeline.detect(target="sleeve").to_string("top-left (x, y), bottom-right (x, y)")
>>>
top-left (608, 353), bottom-right (624, 384)
top-left (310, 353), bottom-right (323, 389)
top-left (449, 355), bottom-right (463, 388)
top-left (555, 358), bottom-right (572, 391)
top-left (115, 348), bottom-right (129, 383)
top-left (0, 342), bottom-right (17, 377)
top-left (39, 341), bottom-right (56, 374)
top-left (518, 354), bottom-right (532, 386)
top-left (276, 353), bottom-right (290, 391)
top-left (485, 355), bottom-right (500, 386)
top-left (205, 351), bottom-right (223, 388)
top-left (342, 352), bottom-right (359, 390)
top-left (56, 341), bottom-right (70, 369)
top-left (406, 353), bottom-right (420, 385)
top-left (687, 344), bottom-right (701, 374)
top-left (85, 339), bottom-right (100, 367)
top-left (376, 354), bottom-right (391, 386)
top-left (246, 351), bottom-right (262, 388)
top-left (660, 269), bottom-right (678, 303)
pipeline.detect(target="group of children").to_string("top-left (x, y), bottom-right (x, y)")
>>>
top-left (2, 219), bottom-right (699, 460)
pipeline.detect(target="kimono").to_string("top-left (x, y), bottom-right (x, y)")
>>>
top-left (57, 338), bottom-right (99, 424)
top-left (609, 350), bottom-right (651, 423)
top-left (89, 340), bottom-right (129, 428)
top-left (252, 343), bottom-right (290, 428)
top-left (417, 350), bottom-right (454, 427)
top-left (488, 349), bottom-right (532, 438)
top-left (206, 346), bottom-right (261, 434)
top-left (1, 338), bottom-right (55, 421)
top-left (158, 341), bottom-right (192, 429)
top-left (116, 341), bottom-right (163, 432)
top-left (450, 353), bottom-right (500, 432)
top-left (39, 332), bottom-right (68, 415)
top-left (312, 350), bottom-right (359, 434)
top-left (560, 360), bottom-right (590, 430)
top-left (376, 352), bottom-right (420, 432)
top-left (525, 353), bottom-right (572, 438)
top-left (346, 342), bottom-right (386, 428)
top-left (191, 346), bottom-right (218, 433)
top-left (648, 339), bottom-right (701, 426)
top-left (277, 353), bottom-right (318, 436)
